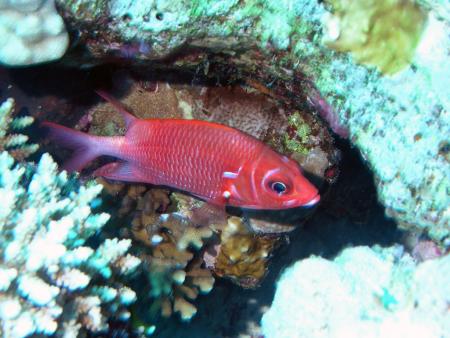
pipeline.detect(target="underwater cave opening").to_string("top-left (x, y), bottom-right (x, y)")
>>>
top-left (157, 137), bottom-right (402, 338)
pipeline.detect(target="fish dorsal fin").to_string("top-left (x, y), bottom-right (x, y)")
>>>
top-left (95, 90), bottom-right (137, 130)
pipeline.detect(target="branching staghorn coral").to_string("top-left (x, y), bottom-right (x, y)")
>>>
top-left (0, 97), bottom-right (143, 336)
top-left (0, 151), bottom-right (142, 337)
top-left (0, 97), bottom-right (38, 160)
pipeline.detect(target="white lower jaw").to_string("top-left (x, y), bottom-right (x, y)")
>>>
top-left (303, 195), bottom-right (320, 207)
top-left (282, 199), bottom-right (299, 208)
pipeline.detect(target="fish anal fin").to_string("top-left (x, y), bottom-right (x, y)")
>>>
top-left (95, 90), bottom-right (137, 130)
top-left (62, 149), bottom-right (97, 173)
top-left (93, 162), bottom-right (140, 183)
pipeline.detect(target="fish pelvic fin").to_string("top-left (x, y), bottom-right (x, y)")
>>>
top-left (42, 121), bottom-right (109, 173)
top-left (95, 90), bottom-right (137, 130)
top-left (191, 202), bottom-right (228, 229)
top-left (93, 162), bottom-right (143, 183)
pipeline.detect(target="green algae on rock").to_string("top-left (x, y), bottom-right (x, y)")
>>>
top-left (15, 0), bottom-right (449, 267)
top-left (283, 111), bottom-right (312, 155)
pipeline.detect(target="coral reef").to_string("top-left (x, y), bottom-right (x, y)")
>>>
top-left (132, 194), bottom-right (215, 322)
top-left (2, 68), bottom-right (337, 325)
top-left (100, 180), bottom-right (215, 322)
top-left (0, 97), bottom-right (38, 160)
top-left (0, 0), bottom-right (69, 66)
top-left (0, 98), bottom-right (143, 336)
top-left (53, 0), bottom-right (449, 244)
top-left (99, 174), bottom-right (287, 320)
top-left (323, 0), bottom-right (427, 75)
top-left (118, 183), bottom-right (280, 316)
top-left (2, 1), bottom-right (448, 336)
top-left (262, 245), bottom-right (450, 338)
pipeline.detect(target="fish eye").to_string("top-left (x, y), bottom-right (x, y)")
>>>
top-left (270, 181), bottom-right (287, 194)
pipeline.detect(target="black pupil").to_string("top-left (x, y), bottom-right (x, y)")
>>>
top-left (272, 182), bottom-right (286, 194)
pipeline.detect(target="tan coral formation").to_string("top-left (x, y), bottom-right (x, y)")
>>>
top-left (100, 182), bottom-right (214, 321)
top-left (0, 0), bottom-right (69, 66)
top-left (99, 178), bottom-right (283, 317)
top-left (157, 257), bottom-right (215, 321)
top-left (323, 0), bottom-right (427, 74)
top-left (207, 216), bottom-right (282, 288)
top-left (137, 213), bottom-right (215, 321)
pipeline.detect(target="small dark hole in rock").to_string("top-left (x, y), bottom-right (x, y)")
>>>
top-left (122, 13), bottom-right (132, 22)
top-left (156, 12), bottom-right (163, 21)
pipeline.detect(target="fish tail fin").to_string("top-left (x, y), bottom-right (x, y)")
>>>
top-left (42, 121), bottom-right (104, 172)
top-left (95, 90), bottom-right (137, 130)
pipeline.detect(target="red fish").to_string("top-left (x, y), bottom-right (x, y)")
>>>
top-left (42, 91), bottom-right (320, 210)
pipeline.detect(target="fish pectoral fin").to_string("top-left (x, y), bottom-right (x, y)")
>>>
top-left (93, 162), bottom-right (139, 182)
top-left (191, 202), bottom-right (227, 229)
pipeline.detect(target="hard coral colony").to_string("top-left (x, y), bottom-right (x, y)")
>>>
top-left (0, 98), bottom-right (142, 337)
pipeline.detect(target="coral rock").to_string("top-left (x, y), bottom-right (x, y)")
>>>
top-left (262, 246), bottom-right (450, 338)
top-left (0, 0), bottom-right (69, 66)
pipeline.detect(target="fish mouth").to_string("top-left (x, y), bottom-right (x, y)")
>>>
top-left (302, 194), bottom-right (320, 208)
top-left (280, 194), bottom-right (320, 209)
